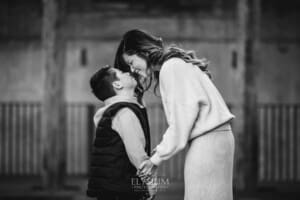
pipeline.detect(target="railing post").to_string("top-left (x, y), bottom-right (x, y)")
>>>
top-left (235, 0), bottom-right (260, 192)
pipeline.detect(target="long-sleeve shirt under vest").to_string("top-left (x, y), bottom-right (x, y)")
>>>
top-left (93, 95), bottom-right (149, 169)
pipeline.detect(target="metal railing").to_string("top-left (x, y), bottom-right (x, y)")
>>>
top-left (1, 102), bottom-right (300, 184)
top-left (257, 103), bottom-right (300, 183)
top-left (0, 102), bottom-right (89, 176)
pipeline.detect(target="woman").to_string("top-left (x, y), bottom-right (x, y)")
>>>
top-left (114, 29), bottom-right (235, 200)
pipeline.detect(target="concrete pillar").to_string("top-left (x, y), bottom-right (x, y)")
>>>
top-left (41, 0), bottom-right (67, 190)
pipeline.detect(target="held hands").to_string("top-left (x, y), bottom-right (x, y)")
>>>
top-left (138, 159), bottom-right (158, 179)
top-left (137, 159), bottom-right (158, 200)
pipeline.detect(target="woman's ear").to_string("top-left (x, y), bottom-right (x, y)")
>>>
top-left (112, 81), bottom-right (123, 90)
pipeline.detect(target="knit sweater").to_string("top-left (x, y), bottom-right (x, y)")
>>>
top-left (150, 58), bottom-right (235, 165)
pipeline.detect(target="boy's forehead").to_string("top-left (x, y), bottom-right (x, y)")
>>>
top-left (110, 68), bottom-right (121, 73)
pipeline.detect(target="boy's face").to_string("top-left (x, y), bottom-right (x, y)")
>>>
top-left (112, 68), bottom-right (137, 89)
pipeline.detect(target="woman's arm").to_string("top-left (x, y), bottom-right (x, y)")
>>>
top-left (150, 58), bottom-right (206, 165)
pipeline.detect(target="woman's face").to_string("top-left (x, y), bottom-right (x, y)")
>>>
top-left (123, 53), bottom-right (149, 78)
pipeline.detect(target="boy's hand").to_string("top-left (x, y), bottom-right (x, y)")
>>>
top-left (146, 180), bottom-right (157, 200)
top-left (141, 173), bottom-right (157, 200)
top-left (137, 159), bottom-right (158, 200)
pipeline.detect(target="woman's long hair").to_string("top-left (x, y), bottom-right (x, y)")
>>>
top-left (114, 29), bottom-right (211, 96)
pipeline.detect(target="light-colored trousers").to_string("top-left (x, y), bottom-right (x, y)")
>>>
top-left (184, 123), bottom-right (235, 200)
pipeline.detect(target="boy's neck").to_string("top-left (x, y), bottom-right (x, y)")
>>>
top-left (115, 89), bottom-right (135, 98)
top-left (104, 93), bottom-right (139, 106)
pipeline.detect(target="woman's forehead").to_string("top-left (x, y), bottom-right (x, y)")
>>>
top-left (124, 53), bottom-right (139, 59)
top-left (123, 53), bottom-right (131, 61)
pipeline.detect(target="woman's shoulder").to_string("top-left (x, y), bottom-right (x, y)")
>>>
top-left (161, 57), bottom-right (189, 74)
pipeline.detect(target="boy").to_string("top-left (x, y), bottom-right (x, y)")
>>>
top-left (86, 66), bottom-right (156, 200)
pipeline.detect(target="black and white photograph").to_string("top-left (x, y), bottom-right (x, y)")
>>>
top-left (0, 0), bottom-right (300, 200)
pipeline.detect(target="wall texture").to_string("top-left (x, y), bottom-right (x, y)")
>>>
top-left (0, 13), bottom-right (299, 104)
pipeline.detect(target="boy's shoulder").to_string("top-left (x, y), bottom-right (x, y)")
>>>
top-left (109, 104), bottom-right (146, 127)
top-left (113, 107), bottom-right (138, 121)
top-left (106, 101), bottom-right (143, 110)
top-left (104, 101), bottom-right (144, 118)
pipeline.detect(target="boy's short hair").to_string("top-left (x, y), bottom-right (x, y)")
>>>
top-left (90, 65), bottom-right (118, 101)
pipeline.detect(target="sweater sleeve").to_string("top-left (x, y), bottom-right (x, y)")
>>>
top-left (150, 58), bottom-right (206, 166)
top-left (112, 108), bottom-right (149, 169)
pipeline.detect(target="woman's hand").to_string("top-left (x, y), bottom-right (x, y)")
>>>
top-left (137, 159), bottom-right (157, 180)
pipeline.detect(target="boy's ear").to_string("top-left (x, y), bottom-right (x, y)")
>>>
top-left (112, 80), bottom-right (123, 90)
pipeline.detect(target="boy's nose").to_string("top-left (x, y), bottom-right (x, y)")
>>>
top-left (125, 72), bottom-right (132, 77)
top-left (130, 66), bottom-right (135, 72)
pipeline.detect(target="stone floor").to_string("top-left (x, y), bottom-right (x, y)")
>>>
top-left (1, 177), bottom-right (300, 200)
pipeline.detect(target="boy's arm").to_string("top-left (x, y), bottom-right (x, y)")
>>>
top-left (112, 108), bottom-right (149, 169)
